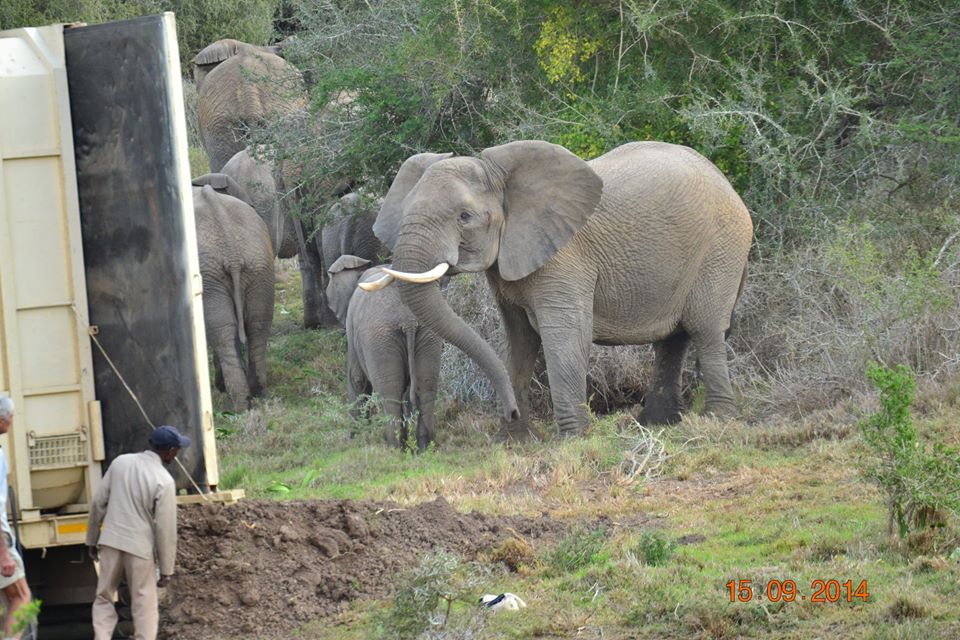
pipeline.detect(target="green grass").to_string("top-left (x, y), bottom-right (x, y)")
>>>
top-left (212, 270), bottom-right (960, 639)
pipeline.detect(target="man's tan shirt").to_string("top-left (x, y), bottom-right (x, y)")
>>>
top-left (86, 450), bottom-right (177, 576)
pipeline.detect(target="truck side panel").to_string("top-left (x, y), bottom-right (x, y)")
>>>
top-left (64, 14), bottom-right (216, 491)
top-left (0, 24), bottom-right (102, 534)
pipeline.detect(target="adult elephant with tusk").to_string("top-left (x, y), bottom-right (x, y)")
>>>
top-left (372, 141), bottom-right (753, 439)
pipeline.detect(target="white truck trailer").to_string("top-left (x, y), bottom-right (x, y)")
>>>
top-left (0, 13), bottom-right (235, 636)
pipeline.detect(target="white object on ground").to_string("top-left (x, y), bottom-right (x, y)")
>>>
top-left (479, 592), bottom-right (527, 611)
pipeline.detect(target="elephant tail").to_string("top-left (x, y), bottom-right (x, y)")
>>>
top-left (231, 266), bottom-right (248, 345)
top-left (726, 263), bottom-right (748, 340)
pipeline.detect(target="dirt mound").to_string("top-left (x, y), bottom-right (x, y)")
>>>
top-left (161, 497), bottom-right (565, 639)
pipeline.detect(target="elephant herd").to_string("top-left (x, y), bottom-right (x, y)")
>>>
top-left (188, 39), bottom-right (754, 448)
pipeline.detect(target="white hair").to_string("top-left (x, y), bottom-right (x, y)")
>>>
top-left (0, 396), bottom-right (13, 421)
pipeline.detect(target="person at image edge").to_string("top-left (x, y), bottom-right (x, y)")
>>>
top-left (0, 396), bottom-right (34, 640)
top-left (86, 425), bottom-right (189, 640)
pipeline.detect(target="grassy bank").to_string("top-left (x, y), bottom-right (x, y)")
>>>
top-left (211, 267), bottom-right (960, 639)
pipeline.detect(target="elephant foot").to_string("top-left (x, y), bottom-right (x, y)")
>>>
top-left (303, 316), bottom-right (340, 330)
top-left (383, 422), bottom-right (408, 449)
top-left (225, 396), bottom-right (250, 414)
top-left (703, 400), bottom-right (739, 420)
top-left (303, 302), bottom-right (340, 330)
top-left (637, 404), bottom-right (682, 426)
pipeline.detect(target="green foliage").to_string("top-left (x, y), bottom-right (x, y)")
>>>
top-left (534, 4), bottom-right (603, 84)
top-left (542, 526), bottom-right (606, 577)
top-left (859, 363), bottom-right (960, 539)
top-left (383, 550), bottom-right (487, 639)
top-left (263, 0), bottom-right (960, 253)
top-left (825, 221), bottom-right (953, 317)
top-left (633, 531), bottom-right (676, 567)
top-left (0, 0), bottom-right (281, 71)
top-left (11, 598), bottom-right (40, 636)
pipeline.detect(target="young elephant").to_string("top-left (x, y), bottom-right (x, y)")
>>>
top-left (193, 183), bottom-right (276, 412)
top-left (326, 256), bottom-right (443, 450)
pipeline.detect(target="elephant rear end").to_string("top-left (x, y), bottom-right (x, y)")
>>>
top-left (583, 142), bottom-right (753, 346)
top-left (193, 186), bottom-right (276, 411)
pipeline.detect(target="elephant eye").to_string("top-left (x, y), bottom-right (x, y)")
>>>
top-left (459, 211), bottom-right (472, 223)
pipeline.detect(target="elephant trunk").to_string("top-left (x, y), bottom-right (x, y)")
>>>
top-left (395, 250), bottom-right (519, 422)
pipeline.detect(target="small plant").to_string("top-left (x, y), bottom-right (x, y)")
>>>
top-left (11, 598), bottom-right (40, 637)
top-left (633, 531), bottom-right (676, 567)
top-left (859, 363), bottom-right (960, 539)
top-left (542, 527), bottom-right (606, 576)
top-left (490, 537), bottom-right (535, 573)
top-left (267, 480), bottom-right (291, 495)
top-left (384, 551), bottom-right (488, 639)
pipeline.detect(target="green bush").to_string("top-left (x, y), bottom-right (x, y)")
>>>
top-left (634, 531), bottom-right (676, 567)
top-left (383, 551), bottom-right (488, 639)
top-left (542, 526), bottom-right (606, 576)
top-left (859, 363), bottom-right (960, 539)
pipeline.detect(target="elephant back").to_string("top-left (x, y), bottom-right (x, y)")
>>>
top-left (196, 50), bottom-right (306, 172)
top-left (222, 149), bottom-right (298, 259)
top-left (322, 193), bottom-right (390, 269)
top-left (348, 266), bottom-right (421, 334)
top-left (192, 39), bottom-right (279, 89)
top-left (192, 185), bottom-right (275, 277)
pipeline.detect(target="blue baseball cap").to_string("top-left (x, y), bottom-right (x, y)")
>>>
top-left (149, 425), bottom-right (191, 450)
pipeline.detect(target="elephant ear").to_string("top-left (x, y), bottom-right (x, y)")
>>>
top-left (192, 173), bottom-right (252, 205)
top-left (480, 141), bottom-right (603, 281)
top-left (373, 152), bottom-right (453, 251)
top-left (328, 255), bottom-right (371, 274)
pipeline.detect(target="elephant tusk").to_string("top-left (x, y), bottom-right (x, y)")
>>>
top-left (381, 263), bottom-right (449, 283)
top-left (358, 272), bottom-right (395, 292)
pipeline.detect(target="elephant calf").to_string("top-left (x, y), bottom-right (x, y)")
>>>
top-left (326, 256), bottom-right (443, 450)
top-left (193, 182), bottom-right (276, 412)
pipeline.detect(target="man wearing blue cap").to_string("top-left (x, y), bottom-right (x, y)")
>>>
top-left (86, 425), bottom-right (190, 640)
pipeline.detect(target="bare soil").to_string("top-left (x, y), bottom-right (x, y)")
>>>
top-left (161, 497), bottom-right (567, 639)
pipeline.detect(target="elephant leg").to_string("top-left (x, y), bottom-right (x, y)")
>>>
top-left (245, 319), bottom-right (271, 398)
top-left (347, 348), bottom-right (372, 422)
top-left (299, 239), bottom-right (339, 329)
top-left (496, 299), bottom-right (542, 441)
top-left (414, 333), bottom-right (443, 451)
top-left (690, 329), bottom-right (737, 418)
top-left (213, 355), bottom-right (226, 392)
top-left (639, 329), bottom-right (690, 425)
top-left (367, 353), bottom-right (408, 448)
top-left (203, 286), bottom-right (249, 412)
top-left (244, 277), bottom-right (275, 398)
top-left (536, 303), bottom-right (593, 438)
top-left (208, 324), bottom-right (249, 413)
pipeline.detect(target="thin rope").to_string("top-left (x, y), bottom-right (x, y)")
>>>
top-left (71, 305), bottom-right (208, 499)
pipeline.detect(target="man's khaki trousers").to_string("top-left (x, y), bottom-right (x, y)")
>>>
top-left (92, 545), bottom-right (158, 640)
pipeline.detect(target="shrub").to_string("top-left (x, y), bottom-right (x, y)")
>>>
top-left (384, 551), bottom-right (488, 640)
top-left (859, 363), bottom-right (960, 539)
top-left (542, 526), bottom-right (606, 577)
top-left (633, 531), bottom-right (676, 567)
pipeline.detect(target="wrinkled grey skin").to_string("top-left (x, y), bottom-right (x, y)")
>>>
top-left (221, 149), bottom-right (298, 259)
top-left (195, 41), bottom-right (305, 172)
top-left (192, 39), bottom-right (282, 90)
top-left (321, 192), bottom-right (390, 291)
top-left (202, 148), bottom-right (341, 328)
top-left (326, 257), bottom-right (443, 450)
top-left (374, 141), bottom-right (753, 438)
top-left (193, 183), bottom-right (276, 412)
